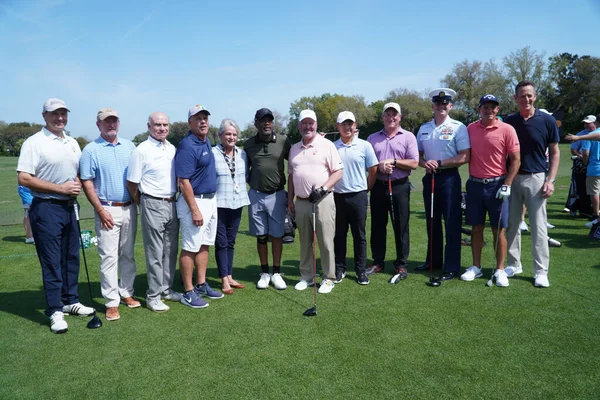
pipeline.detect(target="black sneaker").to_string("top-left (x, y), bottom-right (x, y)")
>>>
top-left (334, 270), bottom-right (346, 284)
top-left (357, 272), bottom-right (370, 285)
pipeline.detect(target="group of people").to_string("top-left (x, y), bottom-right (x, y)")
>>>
top-left (18, 79), bottom-right (564, 334)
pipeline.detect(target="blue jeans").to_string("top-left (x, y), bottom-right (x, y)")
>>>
top-left (215, 207), bottom-right (243, 277)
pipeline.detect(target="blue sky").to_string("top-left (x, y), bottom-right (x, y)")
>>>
top-left (0, 0), bottom-right (598, 140)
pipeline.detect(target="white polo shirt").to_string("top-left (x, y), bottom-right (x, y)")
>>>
top-left (127, 136), bottom-right (177, 198)
top-left (17, 128), bottom-right (81, 200)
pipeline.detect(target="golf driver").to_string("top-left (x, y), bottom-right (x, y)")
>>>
top-left (74, 202), bottom-right (102, 329)
top-left (428, 174), bottom-right (441, 287)
top-left (487, 198), bottom-right (505, 287)
top-left (388, 177), bottom-right (402, 284)
top-left (303, 201), bottom-right (318, 317)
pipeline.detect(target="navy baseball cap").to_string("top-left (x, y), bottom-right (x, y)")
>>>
top-left (478, 94), bottom-right (499, 107)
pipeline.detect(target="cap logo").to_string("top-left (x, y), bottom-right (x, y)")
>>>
top-left (438, 91), bottom-right (445, 97)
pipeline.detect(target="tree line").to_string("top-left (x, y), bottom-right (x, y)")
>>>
top-left (2, 47), bottom-right (598, 155)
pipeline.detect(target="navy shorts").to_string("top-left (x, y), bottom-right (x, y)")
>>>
top-left (465, 179), bottom-right (509, 228)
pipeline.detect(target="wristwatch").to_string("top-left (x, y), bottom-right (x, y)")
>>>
top-left (546, 178), bottom-right (556, 184)
top-left (437, 159), bottom-right (442, 168)
top-left (323, 185), bottom-right (328, 192)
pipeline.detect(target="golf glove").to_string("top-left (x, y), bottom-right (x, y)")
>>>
top-left (309, 187), bottom-right (328, 203)
top-left (496, 185), bottom-right (511, 200)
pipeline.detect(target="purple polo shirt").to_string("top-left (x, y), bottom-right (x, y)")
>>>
top-left (367, 128), bottom-right (419, 181)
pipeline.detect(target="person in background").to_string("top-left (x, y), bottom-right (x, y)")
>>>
top-left (18, 185), bottom-right (34, 243)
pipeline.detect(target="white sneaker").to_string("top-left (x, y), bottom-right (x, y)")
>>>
top-left (50, 311), bottom-right (68, 334)
top-left (62, 302), bottom-right (95, 316)
top-left (25, 237), bottom-right (35, 244)
top-left (161, 290), bottom-right (183, 302)
top-left (546, 222), bottom-right (555, 229)
top-left (257, 273), bottom-right (271, 289)
top-left (294, 279), bottom-right (314, 291)
top-left (519, 221), bottom-right (529, 231)
top-left (494, 269), bottom-right (509, 287)
top-left (147, 298), bottom-right (170, 312)
top-left (505, 265), bottom-right (523, 278)
top-left (584, 219), bottom-right (598, 228)
top-left (270, 273), bottom-right (287, 290)
top-left (562, 207), bottom-right (570, 213)
top-left (534, 274), bottom-right (550, 288)
top-left (460, 266), bottom-right (483, 281)
top-left (548, 237), bottom-right (562, 247)
top-left (317, 279), bottom-right (335, 294)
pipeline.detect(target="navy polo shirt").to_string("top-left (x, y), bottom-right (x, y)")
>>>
top-left (505, 109), bottom-right (559, 173)
top-left (175, 132), bottom-right (217, 195)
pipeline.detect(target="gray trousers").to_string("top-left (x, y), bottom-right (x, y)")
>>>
top-left (141, 196), bottom-right (179, 300)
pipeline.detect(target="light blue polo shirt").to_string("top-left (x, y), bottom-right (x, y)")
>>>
top-left (80, 136), bottom-right (136, 202)
top-left (571, 129), bottom-right (590, 152)
top-left (333, 137), bottom-right (378, 193)
top-left (581, 128), bottom-right (600, 176)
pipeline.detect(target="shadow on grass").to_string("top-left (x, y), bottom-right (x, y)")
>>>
top-left (2, 235), bottom-right (29, 243)
top-left (0, 283), bottom-right (104, 326)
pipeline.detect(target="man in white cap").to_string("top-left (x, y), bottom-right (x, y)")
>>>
top-left (80, 108), bottom-right (138, 321)
top-left (366, 102), bottom-right (419, 281)
top-left (175, 104), bottom-right (224, 308)
top-left (127, 112), bottom-right (181, 313)
top-left (288, 109), bottom-right (343, 294)
top-left (17, 98), bottom-right (95, 334)
top-left (416, 88), bottom-right (470, 281)
top-left (566, 115), bottom-right (600, 227)
top-left (332, 111), bottom-right (378, 285)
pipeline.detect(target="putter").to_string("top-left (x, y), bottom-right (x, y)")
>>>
top-left (74, 202), bottom-right (102, 329)
top-left (428, 174), bottom-right (441, 287)
top-left (487, 199), bottom-right (505, 287)
top-left (388, 177), bottom-right (402, 284)
top-left (303, 201), bottom-right (318, 317)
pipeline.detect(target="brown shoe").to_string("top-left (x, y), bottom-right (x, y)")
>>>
top-left (121, 297), bottom-right (141, 308)
top-left (105, 307), bottom-right (120, 321)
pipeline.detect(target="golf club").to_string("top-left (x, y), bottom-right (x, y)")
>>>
top-left (388, 177), bottom-right (402, 284)
top-left (74, 202), bottom-right (102, 329)
top-left (487, 198), bottom-right (505, 287)
top-left (428, 174), bottom-right (441, 287)
top-left (303, 201), bottom-right (318, 317)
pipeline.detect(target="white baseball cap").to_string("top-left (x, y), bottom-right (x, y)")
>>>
top-left (43, 98), bottom-right (69, 113)
top-left (337, 111), bottom-right (356, 123)
top-left (382, 102), bottom-right (401, 115)
top-left (299, 109), bottom-right (317, 122)
top-left (188, 104), bottom-right (211, 119)
top-left (582, 115), bottom-right (597, 123)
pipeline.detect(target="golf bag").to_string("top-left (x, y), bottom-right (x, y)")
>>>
top-left (282, 209), bottom-right (296, 244)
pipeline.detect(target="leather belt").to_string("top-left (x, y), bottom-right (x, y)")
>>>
top-left (378, 177), bottom-right (408, 186)
top-left (142, 193), bottom-right (176, 202)
top-left (517, 171), bottom-right (534, 175)
top-left (35, 198), bottom-right (74, 205)
top-left (100, 200), bottom-right (132, 207)
top-left (469, 175), bottom-right (506, 184)
top-left (296, 196), bottom-right (310, 201)
top-left (194, 193), bottom-right (216, 199)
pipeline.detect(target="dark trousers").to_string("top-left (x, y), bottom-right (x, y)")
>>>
top-left (29, 198), bottom-right (81, 316)
top-left (422, 169), bottom-right (462, 272)
top-left (215, 207), bottom-right (243, 278)
top-left (334, 191), bottom-right (368, 274)
top-left (370, 179), bottom-right (410, 268)
top-left (565, 168), bottom-right (592, 216)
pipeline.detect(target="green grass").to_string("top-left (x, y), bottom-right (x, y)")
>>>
top-left (0, 147), bottom-right (599, 399)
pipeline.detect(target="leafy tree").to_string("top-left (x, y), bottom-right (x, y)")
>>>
top-left (167, 122), bottom-right (189, 147)
top-left (0, 122), bottom-right (43, 155)
top-left (546, 53), bottom-right (600, 133)
top-left (383, 88), bottom-right (433, 133)
top-left (132, 132), bottom-right (149, 145)
top-left (75, 136), bottom-right (89, 150)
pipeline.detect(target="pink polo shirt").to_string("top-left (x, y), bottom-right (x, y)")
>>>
top-left (467, 119), bottom-right (520, 179)
top-left (289, 134), bottom-right (343, 198)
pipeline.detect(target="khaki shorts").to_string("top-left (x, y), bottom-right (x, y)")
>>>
top-left (586, 176), bottom-right (600, 195)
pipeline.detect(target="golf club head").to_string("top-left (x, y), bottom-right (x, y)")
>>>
top-left (303, 306), bottom-right (317, 317)
top-left (428, 277), bottom-right (441, 287)
top-left (87, 313), bottom-right (102, 329)
top-left (389, 274), bottom-right (401, 284)
top-left (486, 278), bottom-right (494, 287)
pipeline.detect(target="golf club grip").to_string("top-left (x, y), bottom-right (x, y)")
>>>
top-left (74, 201), bottom-right (80, 221)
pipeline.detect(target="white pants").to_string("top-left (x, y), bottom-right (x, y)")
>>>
top-left (96, 204), bottom-right (138, 307)
top-left (506, 173), bottom-right (549, 276)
